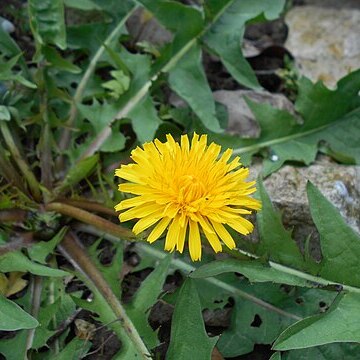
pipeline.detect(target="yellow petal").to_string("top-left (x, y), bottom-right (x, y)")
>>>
top-left (201, 221), bottom-right (222, 253)
top-left (211, 221), bottom-right (236, 249)
top-left (189, 220), bottom-right (202, 261)
top-left (119, 203), bottom-right (160, 222)
top-left (176, 218), bottom-right (188, 253)
top-left (147, 217), bottom-right (172, 243)
top-left (132, 210), bottom-right (163, 235)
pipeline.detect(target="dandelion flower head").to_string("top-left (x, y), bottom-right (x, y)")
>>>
top-left (115, 133), bottom-right (261, 261)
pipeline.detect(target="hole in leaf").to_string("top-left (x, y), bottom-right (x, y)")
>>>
top-left (250, 314), bottom-right (262, 328)
top-left (295, 297), bottom-right (304, 305)
top-left (319, 301), bottom-right (327, 309)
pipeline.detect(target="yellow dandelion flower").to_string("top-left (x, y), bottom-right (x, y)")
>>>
top-left (115, 133), bottom-right (261, 261)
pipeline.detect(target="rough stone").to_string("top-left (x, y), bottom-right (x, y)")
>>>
top-left (126, 8), bottom-right (172, 46)
top-left (285, 6), bottom-right (360, 87)
top-left (213, 90), bottom-right (295, 137)
top-left (248, 161), bottom-right (360, 259)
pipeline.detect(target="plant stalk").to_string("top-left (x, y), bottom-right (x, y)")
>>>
top-left (0, 122), bottom-right (41, 200)
top-left (45, 202), bottom-right (136, 240)
top-left (59, 199), bottom-right (116, 216)
top-left (0, 142), bottom-right (28, 193)
top-left (38, 66), bottom-right (53, 192)
top-left (58, 232), bottom-right (151, 359)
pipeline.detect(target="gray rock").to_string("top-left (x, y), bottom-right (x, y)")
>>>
top-left (213, 90), bottom-right (295, 137)
top-left (126, 8), bottom-right (172, 46)
top-left (285, 6), bottom-right (360, 87)
top-left (248, 162), bottom-right (360, 259)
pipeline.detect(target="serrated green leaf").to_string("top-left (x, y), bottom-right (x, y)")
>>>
top-left (168, 44), bottom-right (221, 133)
top-left (270, 352), bottom-right (282, 360)
top-left (0, 250), bottom-right (68, 277)
top-left (0, 294), bottom-right (39, 330)
top-left (0, 54), bottom-right (37, 88)
top-left (77, 100), bottom-right (126, 153)
top-left (128, 94), bottom-right (162, 143)
top-left (0, 331), bottom-right (27, 360)
top-left (64, 0), bottom-right (100, 10)
top-left (285, 343), bottom-right (360, 360)
top-left (0, 105), bottom-right (11, 121)
top-left (29, 0), bottom-right (66, 50)
top-left (43, 46), bottom-right (81, 73)
top-left (204, 0), bottom-right (286, 89)
top-left (256, 180), bottom-right (310, 271)
top-left (307, 182), bottom-right (360, 287)
top-left (218, 300), bottom-right (286, 357)
top-left (166, 278), bottom-right (217, 360)
top-left (127, 255), bottom-right (171, 348)
top-left (102, 70), bottom-right (130, 98)
top-left (273, 293), bottom-right (360, 350)
top-left (28, 227), bottom-right (67, 264)
top-left (54, 154), bottom-right (99, 195)
top-left (206, 70), bottom-right (360, 173)
top-left (190, 259), bottom-right (311, 287)
top-left (53, 337), bottom-right (92, 360)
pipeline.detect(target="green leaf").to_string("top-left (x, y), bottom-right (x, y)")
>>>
top-left (127, 255), bottom-right (171, 348)
top-left (77, 100), bottom-right (126, 152)
top-left (168, 44), bottom-right (221, 133)
top-left (285, 343), bottom-right (360, 360)
top-left (270, 352), bottom-right (282, 360)
top-left (28, 0), bottom-right (66, 50)
top-left (0, 250), bottom-right (68, 277)
top-left (218, 299), bottom-right (287, 357)
top-left (64, 0), bottom-right (100, 10)
top-left (166, 278), bottom-right (217, 360)
top-left (128, 95), bottom-right (162, 143)
top-left (28, 227), bottom-right (67, 264)
top-left (53, 337), bottom-right (91, 359)
top-left (190, 259), bottom-right (311, 287)
top-left (273, 293), bottom-right (360, 350)
top-left (43, 46), bottom-right (81, 73)
top-left (307, 182), bottom-right (360, 287)
top-left (0, 105), bottom-right (11, 121)
top-left (256, 180), bottom-right (310, 270)
top-left (203, 0), bottom-right (286, 89)
top-left (0, 54), bottom-right (36, 88)
top-left (207, 70), bottom-right (360, 173)
top-left (102, 70), bottom-right (130, 98)
top-left (54, 154), bottom-right (99, 195)
top-left (0, 294), bottom-right (39, 330)
top-left (0, 331), bottom-right (27, 360)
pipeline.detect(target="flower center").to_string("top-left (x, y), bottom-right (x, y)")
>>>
top-left (177, 175), bottom-right (206, 208)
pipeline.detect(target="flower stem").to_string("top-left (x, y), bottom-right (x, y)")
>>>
top-left (58, 232), bottom-right (151, 359)
top-left (0, 122), bottom-right (41, 200)
top-left (45, 202), bottom-right (136, 240)
top-left (59, 199), bottom-right (116, 216)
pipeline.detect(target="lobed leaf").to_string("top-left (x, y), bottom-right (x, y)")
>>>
top-left (28, 0), bottom-right (66, 50)
top-left (307, 182), bottom-right (360, 287)
top-left (166, 278), bottom-right (218, 360)
top-left (273, 293), bottom-right (360, 350)
top-left (0, 294), bottom-right (38, 331)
